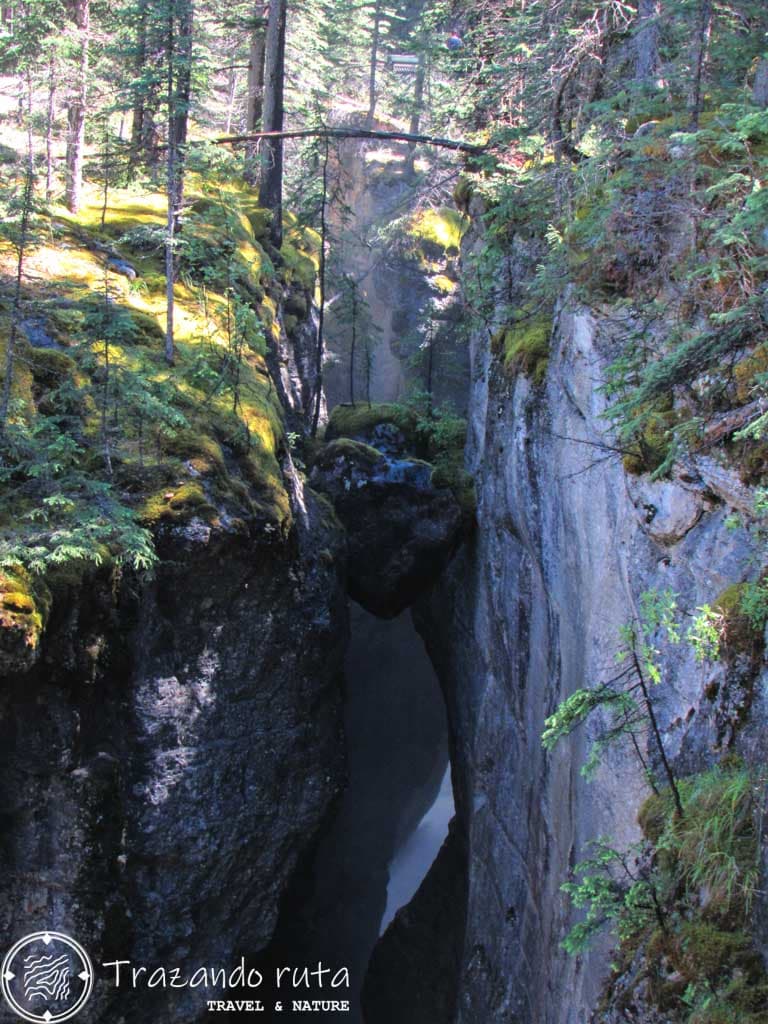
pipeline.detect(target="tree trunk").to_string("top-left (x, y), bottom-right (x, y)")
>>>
top-left (246, 5), bottom-right (268, 129)
top-left (172, 0), bottom-right (193, 223)
top-left (45, 58), bottom-right (56, 202)
top-left (688, 0), bottom-right (712, 129)
top-left (349, 281), bottom-right (357, 406)
top-left (634, 0), bottom-right (660, 84)
top-left (101, 120), bottom-right (109, 226)
top-left (365, 0), bottom-right (382, 129)
top-left (244, 4), bottom-right (268, 182)
top-left (2, 80), bottom-right (34, 430)
top-left (753, 57), bottom-right (768, 108)
top-left (404, 50), bottom-right (426, 177)
top-left (130, 0), bottom-right (147, 163)
top-left (425, 324), bottom-right (434, 417)
top-left (165, 3), bottom-right (177, 367)
top-left (258, 0), bottom-right (287, 248)
top-left (310, 138), bottom-right (329, 438)
top-left (130, 0), bottom-right (165, 171)
top-left (65, 0), bottom-right (90, 214)
top-left (101, 271), bottom-right (114, 477)
top-left (163, 0), bottom-right (193, 366)
top-left (225, 68), bottom-right (238, 134)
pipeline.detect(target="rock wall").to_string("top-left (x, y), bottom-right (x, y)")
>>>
top-left (323, 119), bottom-right (469, 413)
top-left (0, 494), bottom-right (347, 1024)
top-left (394, 247), bottom-right (768, 1020)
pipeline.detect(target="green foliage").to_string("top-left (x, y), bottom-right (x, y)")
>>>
top-left (0, 411), bottom-right (157, 574)
top-left (660, 768), bottom-right (761, 916)
top-left (688, 605), bottom-right (725, 662)
top-left (563, 763), bottom-right (765, 1024)
top-left (560, 839), bottom-right (653, 956)
top-left (739, 579), bottom-right (768, 634)
top-left (542, 686), bottom-right (636, 754)
top-left (543, 588), bottom-right (686, 791)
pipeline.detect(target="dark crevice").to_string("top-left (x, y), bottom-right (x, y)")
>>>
top-left (252, 601), bottom-right (455, 1022)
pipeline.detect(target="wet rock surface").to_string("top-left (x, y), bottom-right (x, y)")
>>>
top-left (310, 438), bottom-right (464, 618)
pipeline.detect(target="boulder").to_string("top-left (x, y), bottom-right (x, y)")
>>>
top-left (310, 438), bottom-right (464, 617)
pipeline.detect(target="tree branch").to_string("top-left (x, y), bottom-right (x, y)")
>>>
top-left (206, 126), bottom-right (485, 154)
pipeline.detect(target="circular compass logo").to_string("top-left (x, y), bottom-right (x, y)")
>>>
top-left (1, 932), bottom-right (93, 1023)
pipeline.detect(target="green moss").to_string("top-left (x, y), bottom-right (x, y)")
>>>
top-left (431, 273), bottom-right (457, 294)
top-left (244, 205), bottom-right (272, 242)
top-left (124, 309), bottom-right (165, 347)
top-left (325, 402), bottom-right (418, 444)
top-left (452, 175), bottom-right (474, 211)
top-left (280, 240), bottom-right (317, 291)
top-left (622, 409), bottom-right (676, 476)
top-left (432, 464), bottom-right (476, 517)
top-left (492, 314), bottom-right (551, 386)
top-left (157, 429), bottom-right (227, 475)
top-left (737, 438), bottom-right (768, 486)
top-left (713, 583), bottom-right (764, 655)
top-left (0, 177), bottom-right (298, 633)
top-left (0, 567), bottom-right (51, 660)
top-left (284, 292), bottom-right (308, 319)
top-left (677, 923), bottom-right (757, 984)
top-left (409, 206), bottom-right (468, 254)
top-left (2, 592), bottom-right (35, 614)
top-left (313, 437), bottom-right (385, 471)
top-left (24, 345), bottom-right (76, 388)
top-left (734, 345), bottom-right (768, 404)
top-left (139, 481), bottom-right (217, 526)
top-left (627, 767), bottom-right (768, 1022)
top-left (638, 790), bottom-right (671, 844)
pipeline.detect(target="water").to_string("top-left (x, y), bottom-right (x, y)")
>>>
top-left (380, 765), bottom-right (454, 933)
top-left (258, 603), bottom-right (453, 1022)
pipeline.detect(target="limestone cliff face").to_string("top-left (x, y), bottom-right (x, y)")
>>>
top-left (403, 241), bottom-right (767, 1020)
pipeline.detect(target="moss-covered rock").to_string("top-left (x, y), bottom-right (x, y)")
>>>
top-left (676, 922), bottom-right (758, 985)
top-left (284, 292), bottom-right (309, 319)
top-left (409, 207), bottom-right (468, 256)
top-left (452, 175), bottom-right (474, 213)
top-left (492, 314), bottom-right (551, 386)
top-left (325, 402), bottom-right (418, 445)
top-left (325, 402), bottom-right (475, 520)
top-left (25, 344), bottom-right (76, 389)
top-left (312, 437), bottom-right (386, 473)
top-left (0, 176), bottom-right (301, 660)
top-left (734, 345), bottom-right (768, 404)
top-left (0, 567), bottom-right (51, 675)
top-left (713, 582), bottom-right (765, 656)
top-left (622, 408), bottom-right (677, 476)
top-left (310, 435), bottom-right (464, 617)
